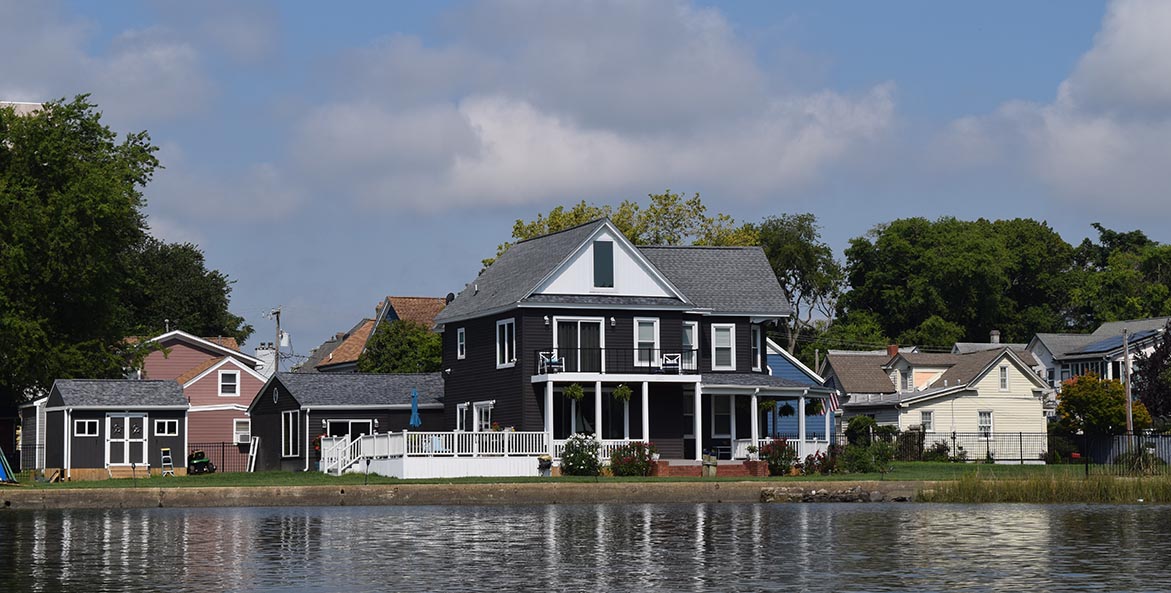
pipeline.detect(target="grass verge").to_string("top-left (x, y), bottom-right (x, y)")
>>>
top-left (918, 474), bottom-right (1171, 503)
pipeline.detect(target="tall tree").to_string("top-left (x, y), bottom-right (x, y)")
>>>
top-left (357, 320), bottom-right (442, 374)
top-left (1134, 321), bottom-right (1171, 430)
top-left (0, 97), bottom-right (158, 407)
top-left (1056, 373), bottom-right (1151, 436)
top-left (124, 238), bottom-right (253, 343)
top-left (757, 213), bottom-right (843, 354)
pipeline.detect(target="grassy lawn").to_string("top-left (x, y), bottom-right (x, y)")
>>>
top-left (9, 462), bottom-right (1098, 489)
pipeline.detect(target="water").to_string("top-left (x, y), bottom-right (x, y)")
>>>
top-left (0, 503), bottom-right (1166, 592)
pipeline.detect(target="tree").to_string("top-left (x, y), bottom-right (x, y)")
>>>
top-left (1134, 321), bottom-right (1171, 430)
top-left (896, 315), bottom-right (965, 351)
top-left (124, 237), bottom-right (253, 343)
top-left (1056, 373), bottom-right (1151, 436)
top-left (757, 213), bottom-right (843, 354)
top-left (798, 311), bottom-right (889, 369)
top-left (0, 97), bottom-right (158, 407)
top-left (357, 320), bottom-right (442, 373)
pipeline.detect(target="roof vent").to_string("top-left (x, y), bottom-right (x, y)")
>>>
top-left (474, 284), bottom-right (479, 295)
top-left (446, 292), bottom-right (456, 304)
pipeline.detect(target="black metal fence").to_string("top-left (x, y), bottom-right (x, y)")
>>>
top-left (187, 442), bottom-right (251, 473)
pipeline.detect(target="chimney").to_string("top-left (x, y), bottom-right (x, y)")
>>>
top-left (886, 344), bottom-right (899, 357)
top-left (990, 329), bottom-right (1001, 344)
top-left (254, 342), bottom-right (277, 378)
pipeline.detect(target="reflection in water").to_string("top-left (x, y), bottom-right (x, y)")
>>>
top-left (1, 503), bottom-right (1169, 592)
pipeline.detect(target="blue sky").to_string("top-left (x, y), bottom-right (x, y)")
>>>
top-left (4, 0), bottom-right (1169, 359)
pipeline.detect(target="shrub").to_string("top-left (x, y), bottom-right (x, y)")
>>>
top-left (895, 430), bottom-right (926, 461)
top-left (922, 440), bottom-right (953, 463)
top-left (609, 441), bottom-right (657, 476)
top-left (1114, 444), bottom-right (1167, 476)
top-left (841, 441), bottom-right (895, 474)
top-left (801, 450), bottom-right (835, 475)
top-left (759, 438), bottom-right (798, 476)
top-left (845, 416), bottom-right (878, 446)
top-left (560, 433), bottom-right (601, 476)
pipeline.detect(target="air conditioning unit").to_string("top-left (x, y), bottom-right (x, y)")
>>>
top-left (235, 433), bottom-right (251, 444)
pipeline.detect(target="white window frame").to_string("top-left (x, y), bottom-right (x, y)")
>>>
top-left (455, 402), bottom-right (470, 431)
top-left (281, 410), bottom-right (300, 457)
top-left (751, 325), bottom-right (762, 371)
top-left (154, 419), bottom-right (179, 437)
top-left (592, 240), bottom-right (615, 289)
top-left (473, 400), bottom-right (495, 432)
top-left (552, 316), bottom-right (607, 373)
top-left (496, 319), bottom-right (516, 369)
top-left (711, 395), bottom-right (733, 438)
top-left (634, 317), bottom-right (660, 367)
top-left (711, 324), bottom-right (736, 371)
top-left (905, 371), bottom-right (914, 392)
top-left (999, 365), bottom-right (1009, 391)
top-left (457, 327), bottom-right (466, 360)
top-left (920, 411), bottom-right (934, 433)
top-left (233, 419), bottom-right (251, 444)
top-left (218, 369), bottom-right (240, 397)
top-left (74, 419), bottom-right (99, 437)
top-left (978, 411), bottom-right (993, 440)
top-left (681, 320), bottom-right (699, 371)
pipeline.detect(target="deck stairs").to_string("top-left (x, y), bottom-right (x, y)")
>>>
top-left (321, 435), bottom-right (364, 476)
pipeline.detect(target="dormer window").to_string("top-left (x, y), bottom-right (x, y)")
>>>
top-left (593, 241), bottom-right (614, 288)
top-left (905, 371), bottom-right (914, 392)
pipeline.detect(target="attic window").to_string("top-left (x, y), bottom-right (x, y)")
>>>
top-left (593, 241), bottom-right (614, 288)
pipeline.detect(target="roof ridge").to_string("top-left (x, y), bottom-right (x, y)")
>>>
top-left (639, 244), bottom-right (757, 250)
top-left (512, 218), bottom-right (608, 245)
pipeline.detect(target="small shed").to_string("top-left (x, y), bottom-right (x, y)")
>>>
top-left (247, 372), bottom-right (444, 472)
top-left (44, 380), bottom-right (189, 480)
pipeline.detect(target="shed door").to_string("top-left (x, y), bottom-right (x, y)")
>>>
top-left (108, 414), bottom-right (148, 466)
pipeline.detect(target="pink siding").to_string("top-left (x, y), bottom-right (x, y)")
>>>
top-left (143, 340), bottom-right (220, 380)
top-left (184, 364), bottom-right (264, 407)
top-left (187, 408), bottom-right (249, 442)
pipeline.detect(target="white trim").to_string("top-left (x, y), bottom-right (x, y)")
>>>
top-left (218, 369), bottom-right (241, 397)
top-left (682, 320), bottom-right (699, 371)
top-left (74, 419), bottom-right (99, 437)
top-left (145, 330), bottom-right (263, 365)
top-left (233, 419), bottom-right (251, 444)
top-left (633, 317), bottom-right (660, 367)
top-left (154, 418), bottom-right (179, 437)
top-left (751, 325), bottom-right (762, 371)
top-left (326, 418), bottom-right (375, 438)
top-left (999, 365), bottom-right (1009, 391)
top-left (552, 316), bottom-right (606, 373)
top-left (297, 403), bottom-right (443, 410)
top-left (532, 373), bottom-right (699, 384)
top-left (281, 409), bottom-right (300, 457)
top-left (764, 338), bottom-right (825, 383)
top-left (920, 410), bottom-right (934, 433)
top-left (711, 323), bottom-right (736, 371)
top-left (978, 410), bottom-right (993, 440)
top-left (472, 400), bottom-right (495, 433)
top-left (183, 356), bottom-right (267, 389)
top-left (106, 413), bottom-right (149, 466)
top-left (457, 327), bottom-right (466, 360)
top-left (188, 404), bottom-right (249, 412)
top-left (46, 405), bottom-right (188, 411)
top-left (496, 318), bottom-right (516, 368)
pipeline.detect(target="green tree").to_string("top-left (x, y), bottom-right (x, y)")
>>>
top-left (124, 237), bottom-right (253, 343)
top-left (798, 311), bottom-right (889, 368)
top-left (0, 96), bottom-right (158, 407)
top-left (357, 320), bottom-right (442, 373)
top-left (1134, 321), bottom-right (1171, 430)
top-left (896, 315), bottom-right (965, 351)
top-left (1057, 373), bottom-right (1151, 436)
top-left (757, 213), bottom-right (843, 354)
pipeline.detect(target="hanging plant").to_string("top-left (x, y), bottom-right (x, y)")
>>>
top-left (779, 402), bottom-right (796, 417)
top-left (805, 400), bottom-right (824, 415)
top-left (758, 399), bottom-right (777, 412)
top-left (563, 383), bottom-right (585, 402)
top-left (612, 383), bottom-right (633, 402)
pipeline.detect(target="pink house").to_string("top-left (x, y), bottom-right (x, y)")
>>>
top-left (139, 331), bottom-right (267, 449)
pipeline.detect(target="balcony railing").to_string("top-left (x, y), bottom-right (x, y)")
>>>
top-left (535, 348), bottom-right (700, 375)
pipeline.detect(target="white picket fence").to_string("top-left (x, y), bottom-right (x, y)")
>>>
top-left (320, 431), bottom-right (551, 476)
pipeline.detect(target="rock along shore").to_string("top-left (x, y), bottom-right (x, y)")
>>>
top-left (0, 481), bottom-right (930, 510)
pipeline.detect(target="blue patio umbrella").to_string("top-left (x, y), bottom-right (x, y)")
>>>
top-left (409, 387), bottom-right (422, 428)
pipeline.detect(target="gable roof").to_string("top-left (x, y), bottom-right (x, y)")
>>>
top-left (263, 372), bottom-right (444, 408)
top-left (844, 348), bottom-right (1048, 408)
top-left (953, 341), bottom-right (1028, 354)
top-left (315, 318), bottom-right (375, 370)
top-left (765, 338), bottom-right (824, 386)
top-left (380, 296), bottom-right (447, 327)
top-left (1031, 333), bottom-right (1100, 358)
top-left (180, 355), bottom-right (268, 388)
top-left (824, 353), bottom-right (897, 394)
top-left (888, 352), bottom-right (964, 368)
top-left (1092, 317), bottom-right (1171, 336)
top-left (1068, 328), bottom-right (1160, 356)
top-left (48, 379), bottom-right (187, 409)
top-left (142, 330), bottom-right (261, 366)
top-left (433, 218), bottom-right (790, 324)
top-left (638, 246), bottom-right (790, 315)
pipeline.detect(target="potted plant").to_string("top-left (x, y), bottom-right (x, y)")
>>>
top-left (649, 442), bottom-right (660, 461)
top-left (612, 383), bottom-right (633, 402)
top-left (563, 383), bottom-right (585, 402)
top-left (758, 399), bottom-right (776, 412)
top-left (805, 400), bottom-right (824, 415)
top-left (746, 444), bottom-right (759, 461)
top-left (779, 402), bottom-right (796, 417)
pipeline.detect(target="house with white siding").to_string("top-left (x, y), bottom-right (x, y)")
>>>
top-left (1028, 317), bottom-right (1169, 390)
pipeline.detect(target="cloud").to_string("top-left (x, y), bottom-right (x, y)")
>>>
top-left (294, 0), bottom-right (896, 211)
top-left (943, 0), bottom-right (1171, 212)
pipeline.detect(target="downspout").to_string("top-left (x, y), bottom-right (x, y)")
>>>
top-left (64, 408), bottom-right (71, 480)
top-left (304, 408), bottom-right (311, 472)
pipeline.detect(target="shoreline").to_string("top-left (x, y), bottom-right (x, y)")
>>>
top-left (0, 481), bottom-right (927, 510)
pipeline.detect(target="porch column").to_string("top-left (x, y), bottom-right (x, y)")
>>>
top-left (750, 390), bottom-right (759, 449)
top-left (545, 381), bottom-right (555, 455)
top-left (641, 382), bottom-right (650, 442)
top-left (623, 401), bottom-right (630, 440)
top-left (798, 391), bottom-right (807, 459)
top-left (824, 399), bottom-right (832, 444)
top-left (594, 380), bottom-right (603, 440)
top-left (694, 384), bottom-right (703, 461)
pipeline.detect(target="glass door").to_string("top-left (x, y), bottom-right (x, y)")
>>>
top-left (555, 318), bottom-right (604, 372)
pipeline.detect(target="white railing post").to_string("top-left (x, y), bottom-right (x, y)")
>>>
top-left (402, 429), bottom-right (409, 459)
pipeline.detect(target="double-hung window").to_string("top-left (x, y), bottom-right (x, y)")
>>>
top-left (920, 411), bottom-right (934, 433)
top-left (681, 321), bottom-right (698, 370)
top-left (634, 318), bottom-right (659, 368)
top-left (457, 327), bottom-right (466, 360)
top-left (711, 324), bottom-right (735, 370)
top-left (281, 410), bottom-right (300, 457)
top-left (978, 411), bottom-right (993, 440)
top-left (154, 419), bottom-right (179, 437)
top-left (905, 371), bottom-right (914, 392)
top-left (999, 366), bottom-right (1009, 391)
top-left (496, 319), bottom-right (516, 368)
top-left (751, 325), bottom-right (762, 371)
top-left (219, 370), bottom-right (239, 397)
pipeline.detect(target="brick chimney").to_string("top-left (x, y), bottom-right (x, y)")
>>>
top-left (886, 344), bottom-right (899, 357)
top-left (990, 329), bottom-right (1001, 344)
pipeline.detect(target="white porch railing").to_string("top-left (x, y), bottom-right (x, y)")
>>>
top-left (551, 438), bottom-right (634, 461)
top-left (733, 438), bottom-right (830, 460)
top-left (321, 431), bottom-right (551, 474)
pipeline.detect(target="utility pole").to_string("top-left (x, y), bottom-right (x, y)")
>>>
top-left (1124, 328), bottom-right (1133, 436)
top-left (268, 306), bottom-right (282, 375)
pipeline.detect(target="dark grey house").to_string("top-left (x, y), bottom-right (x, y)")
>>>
top-left (247, 372), bottom-right (444, 471)
top-left (43, 380), bottom-right (188, 480)
top-left (433, 218), bottom-right (821, 461)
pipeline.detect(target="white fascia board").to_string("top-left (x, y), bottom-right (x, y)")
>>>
top-left (188, 404), bottom-right (250, 412)
top-left (147, 329), bottom-right (263, 365)
top-left (299, 404), bottom-right (444, 410)
top-left (48, 405), bottom-right (189, 411)
top-left (765, 338), bottom-right (825, 383)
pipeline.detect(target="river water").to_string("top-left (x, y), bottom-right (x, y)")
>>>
top-left (0, 503), bottom-right (1165, 592)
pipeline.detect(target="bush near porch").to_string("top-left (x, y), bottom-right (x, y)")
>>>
top-left (609, 442), bottom-right (658, 477)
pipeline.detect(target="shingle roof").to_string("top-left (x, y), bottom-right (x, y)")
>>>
top-left (825, 353), bottom-right (897, 394)
top-left (50, 379), bottom-right (187, 408)
top-left (953, 342), bottom-right (1028, 354)
top-left (316, 318), bottom-right (375, 369)
top-left (1092, 317), bottom-right (1171, 336)
top-left (293, 331), bottom-right (345, 373)
top-left (522, 294), bottom-right (687, 307)
top-left (1070, 329), bottom-right (1160, 356)
top-left (702, 373), bottom-right (817, 389)
top-left (203, 337), bottom-right (240, 352)
top-left (385, 296), bottom-right (446, 327)
top-left (434, 220), bottom-right (609, 324)
top-left (175, 356), bottom-right (224, 384)
top-left (638, 246), bottom-right (791, 315)
top-left (1033, 333), bottom-right (1100, 358)
top-left (274, 372), bottom-right (443, 407)
top-left (893, 353), bottom-right (963, 367)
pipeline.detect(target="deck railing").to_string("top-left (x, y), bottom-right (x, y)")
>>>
top-left (535, 348), bottom-right (700, 375)
top-left (551, 438), bottom-right (635, 460)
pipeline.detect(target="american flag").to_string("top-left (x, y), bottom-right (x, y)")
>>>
top-left (828, 390), bottom-right (840, 412)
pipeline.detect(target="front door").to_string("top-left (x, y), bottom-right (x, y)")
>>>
top-left (107, 414), bottom-right (148, 466)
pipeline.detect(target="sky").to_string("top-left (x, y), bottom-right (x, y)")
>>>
top-left (4, 0), bottom-right (1171, 359)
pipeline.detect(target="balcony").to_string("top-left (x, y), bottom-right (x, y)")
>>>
top-left (535, 348), bottom-right (700, 375)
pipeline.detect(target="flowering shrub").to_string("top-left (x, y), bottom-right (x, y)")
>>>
top-left (801, 450), bottom-right (837, 475)
top-left (759, 437), bottom-right (797, 476)
top-left (609, 441), bottom-right (658, 476)
top-left (560, 433), bottom-right (601, 476)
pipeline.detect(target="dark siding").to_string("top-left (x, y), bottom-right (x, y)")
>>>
top-left (249, 378), bottom-right (303, 471)
top-left (69, 411), bottom-right (106, 469)
top-left (148, 411), bottom-right (187, 468)
top-left (303, 408), bottom-right (445, 465)
top-left (45, 410), bottom-right (64, 468)
top-left (699, 317), bottom-right (757, 374)
top-left (443, 312), bottom-right (526, 430)
top-left (648, 383), bottom-right (688, 459)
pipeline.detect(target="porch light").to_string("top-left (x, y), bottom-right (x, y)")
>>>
top-left (373, 419), bottom-right (379, 428)
top-left (544, 315), bottom-right (550, 326)
top-left (610, 317), bottom-right (616, 327)
top-left (321, 419), bottom-right (327, 428)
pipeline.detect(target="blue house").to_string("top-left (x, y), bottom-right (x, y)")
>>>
top-left (764, 339), bottom-right (836, 442)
